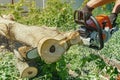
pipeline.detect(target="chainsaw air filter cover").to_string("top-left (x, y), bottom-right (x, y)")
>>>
top-left (86, 14), bottom-right (112, 30)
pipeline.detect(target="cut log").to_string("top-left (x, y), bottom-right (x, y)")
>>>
top-left (14, 49), bottom-right (38, 78)
top-left (0, 15), bottom-right (83, 64)
top-left (16, 59), bottom-right (38, 78)
top-left (37, 31), bottom-right (82, 64)
top-left (38, 37), bottom-right (67, 64)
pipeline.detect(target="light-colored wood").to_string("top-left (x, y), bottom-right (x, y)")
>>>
top-left (37, 31), bottom-right (83, 64)
top-left (38, 37), bottom-right (67, 64)
top-left (14, 49), bottom-right (38, 78)
top-left (0, 15), bottom-right (83, 64)
top-left (16, 59), bottom-right (38, 78)
top-left (13, 49), bottom-right (25, 61)
top-left (15, 46), bottom-right (39, 60)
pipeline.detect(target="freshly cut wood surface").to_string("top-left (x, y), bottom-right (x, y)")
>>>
top-left (16, 59), bottom-right (38, 78)
top-left (38, 37), bottom-right (67, 64)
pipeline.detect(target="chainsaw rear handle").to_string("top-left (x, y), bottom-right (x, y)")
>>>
top-left (89, 16), bottom-right (104, 50)
top-left (74, 10), bottom-right (104, 50)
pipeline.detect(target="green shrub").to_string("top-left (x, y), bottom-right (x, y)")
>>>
top-left (0, 0), bottom-right (120, 80)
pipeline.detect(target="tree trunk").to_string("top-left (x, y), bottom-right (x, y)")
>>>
top-left (0, 15), bottom-right (83, 64)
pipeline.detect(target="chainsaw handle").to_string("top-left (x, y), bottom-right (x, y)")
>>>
top-left (89, 16), bottom-right (104, 50)
top-left (74, 10), bottom-right (104, 50)
top-left (74, 10), bottom-right (85, 25)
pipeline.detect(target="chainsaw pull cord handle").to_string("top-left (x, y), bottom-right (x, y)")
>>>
top-left (89, 16), bottom-right (104, 50)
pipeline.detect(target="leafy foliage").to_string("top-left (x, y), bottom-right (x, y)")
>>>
top-left (0, 0), bottom-right (76, 31)
top-left (0, 0), bottom-right (120, 80)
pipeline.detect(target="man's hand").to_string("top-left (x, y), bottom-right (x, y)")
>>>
top-left (81, 5), bottom-right (94, 20)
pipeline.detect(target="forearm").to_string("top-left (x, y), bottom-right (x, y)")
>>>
top-left (112, 0), bottom-right (120, 14)
top-left (87, 0), bottom-right (116, 8)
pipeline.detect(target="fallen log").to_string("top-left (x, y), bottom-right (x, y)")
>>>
top-left (14, 49), bottom-right (38, 78)
top-left (0, 15), bottom-right (83, 64)
top-left (16, 59), bottom-right (38, 78)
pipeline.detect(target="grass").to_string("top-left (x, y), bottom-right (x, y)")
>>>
top-left (0, 0), bottom-right (120, 80)
top-left (0, 23), bottom-right (120, 80)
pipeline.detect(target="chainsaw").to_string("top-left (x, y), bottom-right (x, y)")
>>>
top-left (74, 10), bottom-right (119, 50)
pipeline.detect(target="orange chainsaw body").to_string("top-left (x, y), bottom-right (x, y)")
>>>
top-left (87, 14), bottom-right (112, 29)
top-left (74, 10), bottom-right (119, 50)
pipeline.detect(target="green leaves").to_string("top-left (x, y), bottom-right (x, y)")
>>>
top-left (0, 52), bottom-right (19, 80)
top-left (0, 0), bottom-right (120, 80)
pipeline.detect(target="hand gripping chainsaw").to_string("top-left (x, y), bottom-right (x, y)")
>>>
top-left (74, 10), bottom-right (119, 50)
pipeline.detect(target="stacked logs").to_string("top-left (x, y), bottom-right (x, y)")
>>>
top-left (0, 14), bottom-right (83, 78)
top-left (14, 47), bottom-right (38, 78)
top-left (1, 14), bottom-right (120, 79)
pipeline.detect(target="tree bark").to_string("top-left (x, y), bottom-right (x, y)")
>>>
top-left (14, 49), bottom-right (38, 78)
top-left (0, 15), bottom-right (83, 64)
